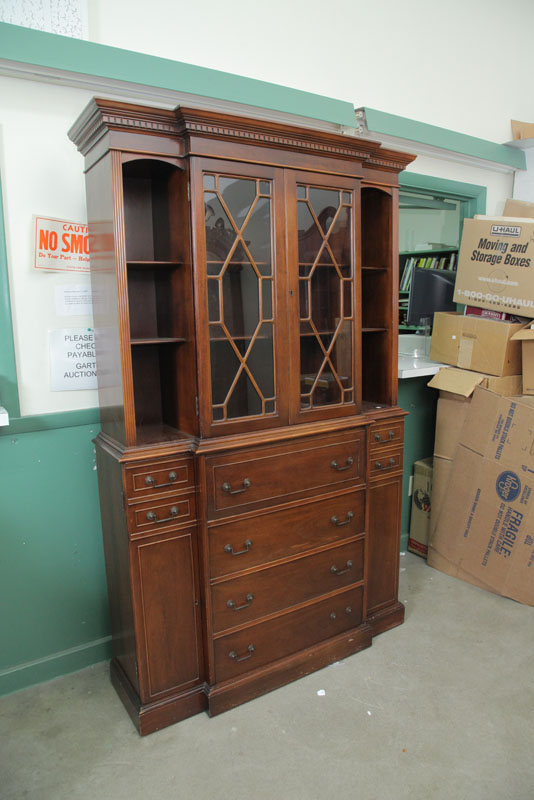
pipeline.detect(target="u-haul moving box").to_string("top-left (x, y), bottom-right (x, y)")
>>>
top-left (453, 218), bottom-right (534, 317)
top-left (429, 387), bottom-right (534, 605)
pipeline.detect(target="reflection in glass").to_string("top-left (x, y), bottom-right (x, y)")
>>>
top-left (222, 262), bottom-right (260, 338)
top-left (219, 177), bottom-right (256, 229)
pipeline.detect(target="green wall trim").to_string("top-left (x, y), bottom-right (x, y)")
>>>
top-left (400, 171), bottom-right (487, 229)
top-left (0, 637), bottom-right (111, 697)
top-left (0, 408), bottom-right (100, 436)
top-left (0, 22), bottom-right (357, 127)
top-left (0, 175), bottom-right (20, 418)
top-left (361, 107), bottom-right (526, 170)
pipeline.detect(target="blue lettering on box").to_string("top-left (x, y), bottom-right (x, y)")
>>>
top-left (496, 471), bottom-right (521, 502)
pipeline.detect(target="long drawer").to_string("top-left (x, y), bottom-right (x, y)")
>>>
top-left (211, 538), bottom-right (364, 634)
top-left (213, 585), bottom-right (364, 683)
top-left (205, 430), bottom-right (365, 519)
top-left (208, 489), bottom-right (365, 579)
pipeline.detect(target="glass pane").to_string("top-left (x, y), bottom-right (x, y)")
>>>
top-left (259, 181), bottom-right (271, 196)
top-left (343, 280), bottom-right (352, 319)
top-left (204, 174), bottom-right (216, 190)
top-left (246, 323), bottom-right (274, 399)
top-left (310, 266), bottom-right (340, 333)
top-left (244, 197), bottom-right (272, 274)
top-left (300, 336), bottom-right (324, 393)
top-left (262, 279), bottom-right (273, 320)
top-left (219, 177), bottom-right (256, 230)
top-left (210, 339), bottom-right (242, 405)
top-left (222, 261), bottom-right (259, 339)
top-left (207, 279), bottom-right (220, 322)
top-left (328, 206), bottom-right (351, 268)
top-left (213, 406), bottom-right (225, 421)
top-left (265, 399), bottom-right (276, 414)
top-left (300, 278), bottom-right (310, 319)
top-left (308, 188), bottom-right (339, 235)
top-left (298, 202), bottom-right (321, 265)
top-left (342, 191), bottom-right (352, 205)
top-left (312, 370), bottom-right (341, 405)
top-left (205, 193), bottom-right (236, 262)
top-left (226, 370), bottom-right (262, 418)
top-left (332, 320), bottom-right (353, 390)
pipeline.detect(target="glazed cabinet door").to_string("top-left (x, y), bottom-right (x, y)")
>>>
top-left (286, 171), bottom-right (361, 423)
top-left (191, 159), bottom-right (289, 436)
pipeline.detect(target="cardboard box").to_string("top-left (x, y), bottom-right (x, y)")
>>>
top-left (503, 199), bottom-right (534, 219)
top-left (430, 312), bottom-right (523, 377)
top-left (453, 218), bottom-right (534, 317)
top-left (511, 325), bottom-right (534, 395)
top-left (408, 458), bottom-right (433, 558)
top-left (428, 368), bottom-right (522, 538)
top-left (429, 387), bottom-right (534, 605)
top-left (511, 120), bottom-right (534, 140)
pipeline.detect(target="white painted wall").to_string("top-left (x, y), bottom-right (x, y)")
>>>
top-left (0, 77), bottom-right (97, 414)
top-left (87, 0), bottom-right (534, 145)
top-left (1, 0), bottom-right (530, 414)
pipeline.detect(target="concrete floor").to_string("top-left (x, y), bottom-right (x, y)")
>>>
top-left (2, 553), bottom-right (533, 800)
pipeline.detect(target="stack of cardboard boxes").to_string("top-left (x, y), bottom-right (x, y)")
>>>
top-left (415, 201), bottom-right (534, 605)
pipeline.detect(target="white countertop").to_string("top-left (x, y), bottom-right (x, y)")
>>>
top-left (398, 334), bottom-right (444, 379)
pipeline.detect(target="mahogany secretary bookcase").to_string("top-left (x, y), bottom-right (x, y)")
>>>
top-left (69, 100), bottom-right (415, 735)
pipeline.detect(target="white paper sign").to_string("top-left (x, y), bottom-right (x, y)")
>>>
top-left (49, 328), bottom-right (97, 391)
top-left (34, 216), bottom-right (90, 272)
top-left (55, 285), bottom-right (95, 317)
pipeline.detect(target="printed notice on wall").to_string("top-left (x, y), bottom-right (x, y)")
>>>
top-left (49, 328), bottom-right (97, 391)
top-left (55, 285), bottom-right (95, 317)
top-left (34, 216), bottom-right (90, 272)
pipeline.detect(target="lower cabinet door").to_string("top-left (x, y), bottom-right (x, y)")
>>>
top-left (366, 475), bottom-right (402, 616)
top-left (131, 528), bottom-right (204, 702)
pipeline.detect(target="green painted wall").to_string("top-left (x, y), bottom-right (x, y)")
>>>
top-left (0, 424), bottom-right (111, 695)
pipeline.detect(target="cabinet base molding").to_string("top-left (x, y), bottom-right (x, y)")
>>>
top-left (366, 601), bottom-right (405, 637)
top-left (110, 660), bottom-right (207, 736)
top-left (206, 624), bottom-right (373, 717)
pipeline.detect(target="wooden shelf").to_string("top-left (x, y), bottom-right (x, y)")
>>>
top-left (362, 265), bottom-right (388, 271)
top-left (362, 327), bottom-right (388, 333)
top-left (131, 337), bottom-right (186, 345)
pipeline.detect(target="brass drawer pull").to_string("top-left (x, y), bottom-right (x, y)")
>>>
top-left (374, 430), bottom-right (395, 442)
top-left (144, 471), bottom-right (177, 489)
top-left (229, 644), bottom-right (255, 662)
top-left (224, 539), bottom-right (252, 556)
top-left (331, 511), bottom-right (354, 527)
top-left (331, 559), bottom-right (353, 576)
top-left (331, 456), bottom-right (354, 472)
top-left (222, 478), bottom-right (251, 495)
top-left (227, 593), bottom-right (254, 611)
top-left (374, 458), bottom-right (397, 470)
top-left (146, 506), bottom-right (179, 524)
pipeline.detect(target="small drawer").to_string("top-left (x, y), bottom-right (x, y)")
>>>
top-left (209, 489), bottom-right (365, 580)
top-left (369, 448), bottom-right (403, 480)
top-left (206, 430), bottom-right (365, 519)
top-left (211, 538), bottom-right (364, 634)
top-left (124, 457), bottom-right (194, 502)
top-left (369, 421), bottom-right (403, 450)
top-left (127, 492), bottom-right (196, 536)
top-left (213, 585), bottom-right (364, 683)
